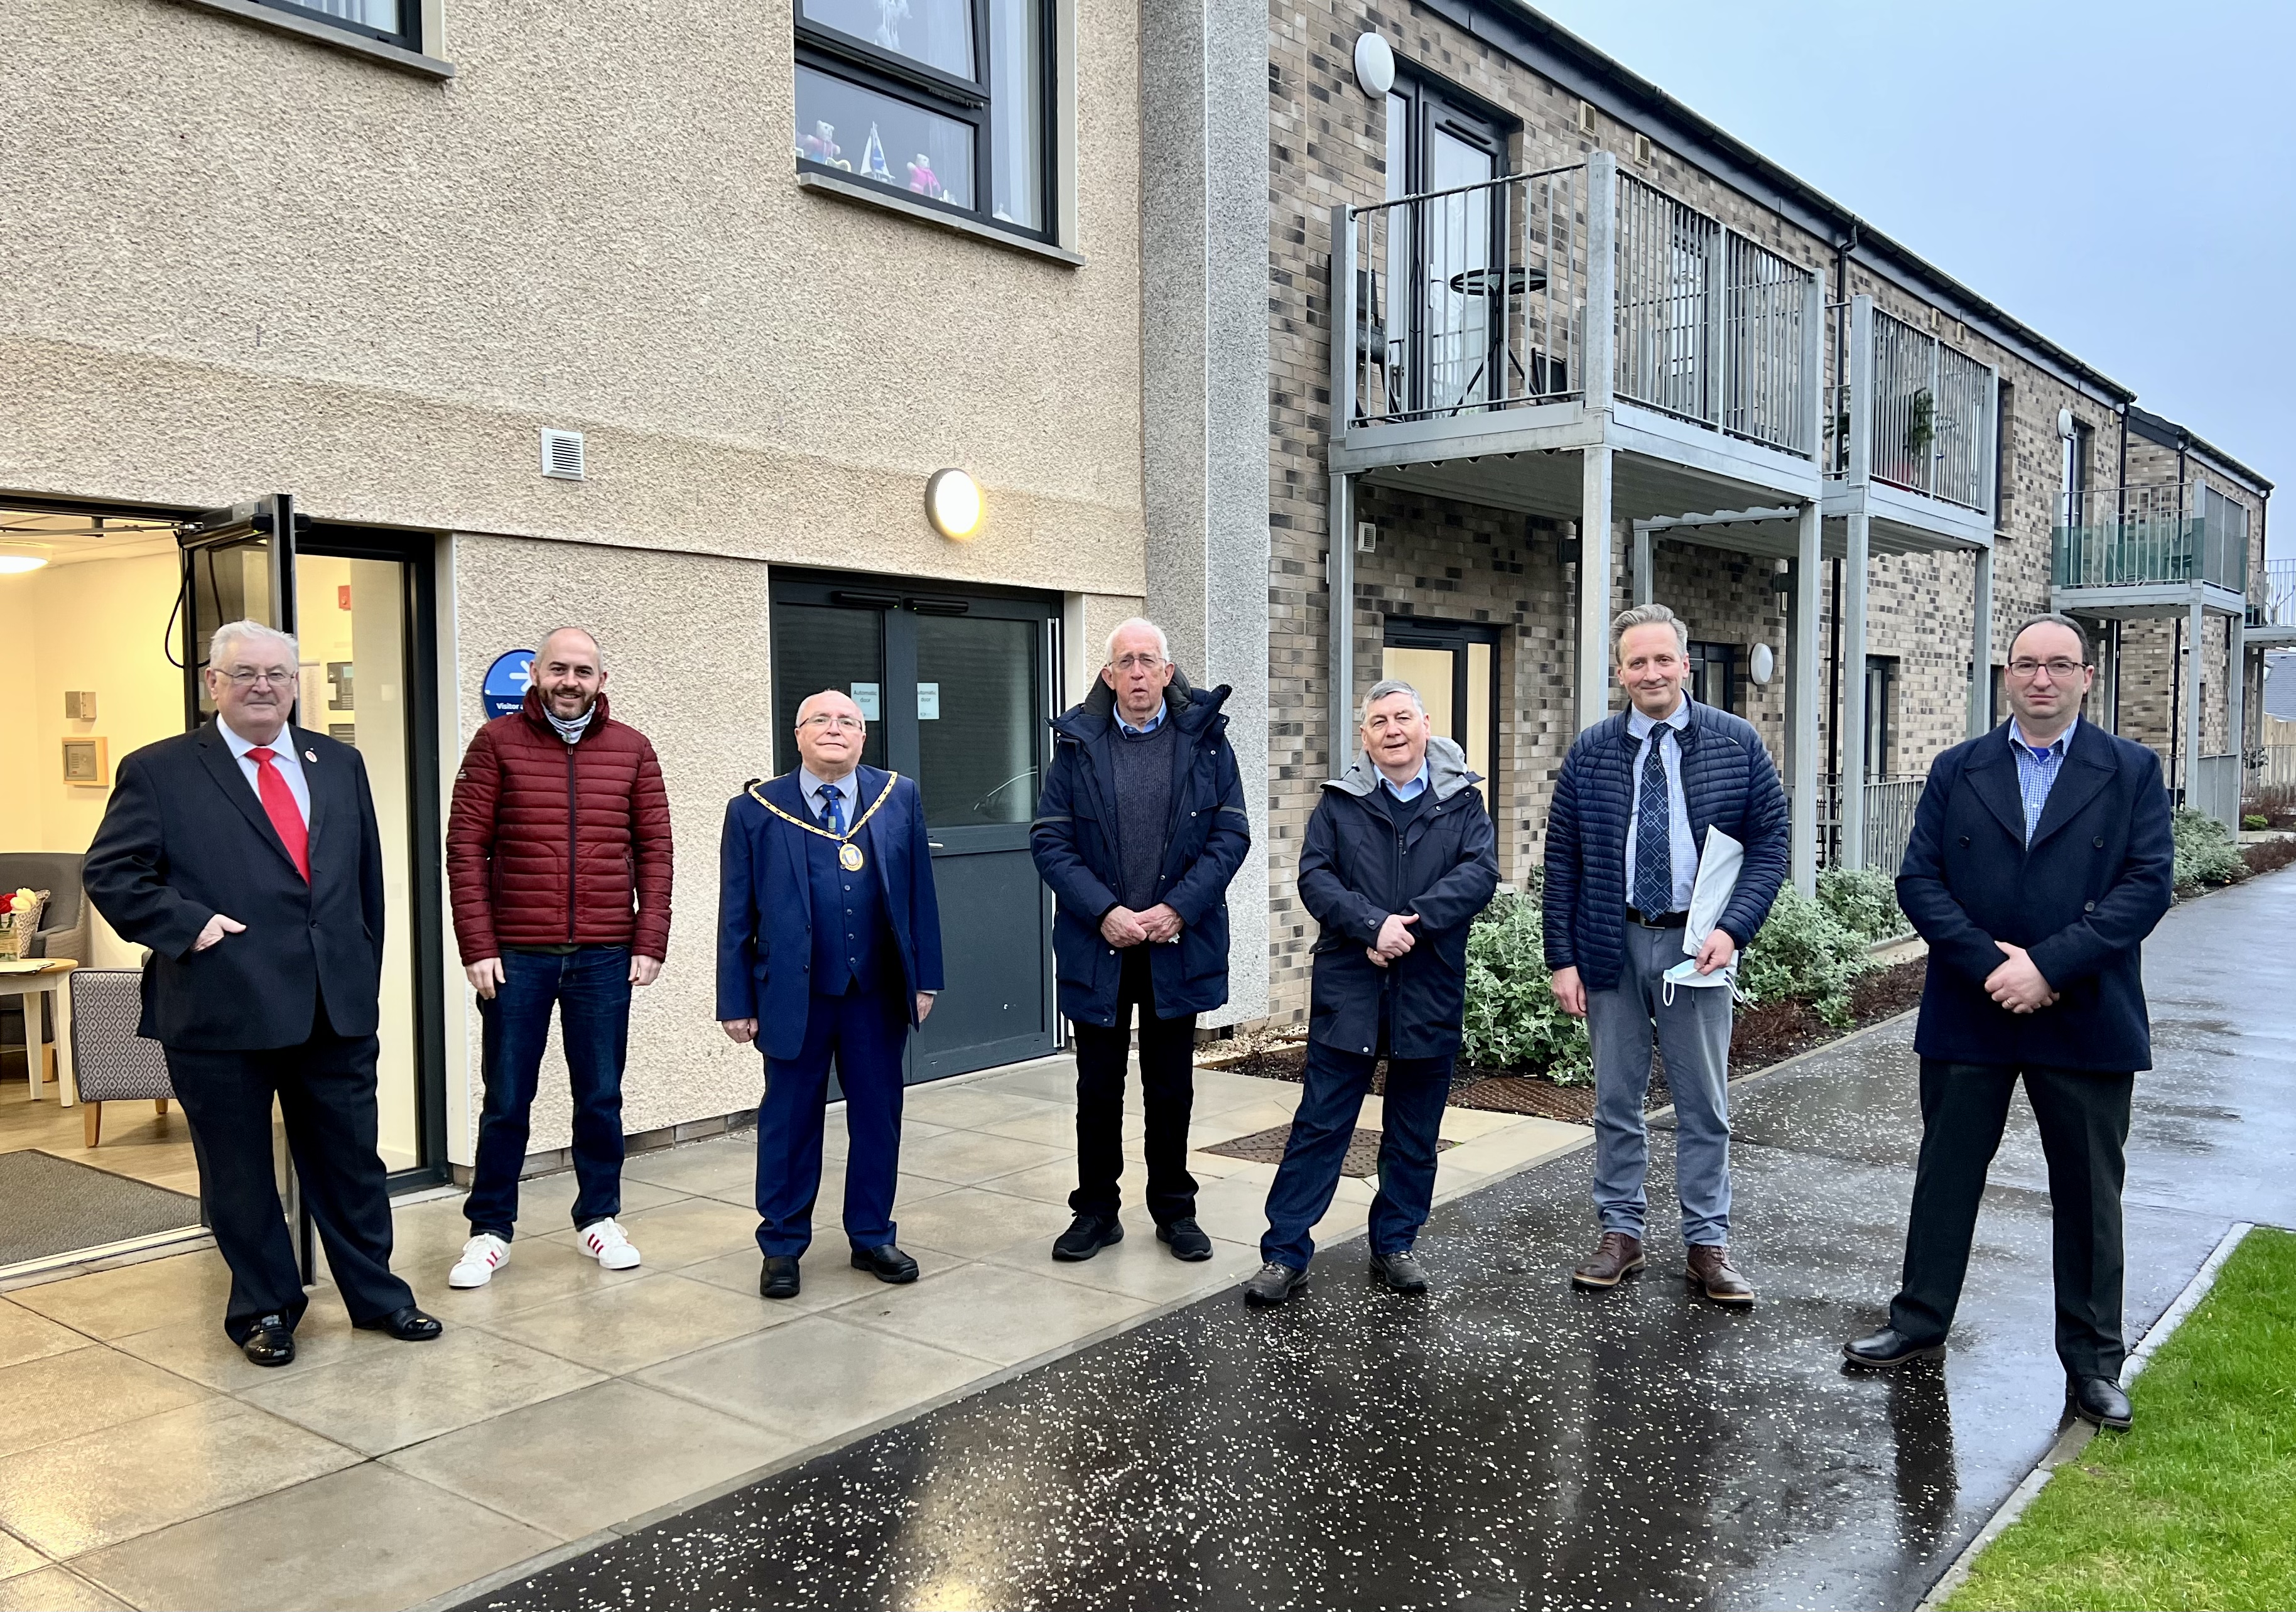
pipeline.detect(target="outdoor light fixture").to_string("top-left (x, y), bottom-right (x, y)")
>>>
top-left (1353, 32), bottom-right (1395, 97)
top-left (0, 548), bottom-right (49, 575)
top-left (926, 468), bottom-right (983, 541)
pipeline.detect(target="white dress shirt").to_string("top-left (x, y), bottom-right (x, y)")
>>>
top-left (1623, 696), bottom-right (1697, 912)
top-left (219, 718), bottom-right (311, 825)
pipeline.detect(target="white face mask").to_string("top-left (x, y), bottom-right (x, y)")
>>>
top-left (1660, 954), bottom-right (1740, 1009)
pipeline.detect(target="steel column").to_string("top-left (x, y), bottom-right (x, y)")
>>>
top-left (1790, 501), bottom-right (1823, 897)
top-left (1328, 471), bottom-right (1355, 778)
top-left (1578, 446), bottom-right (1615, 731)
top-left (1968, 546), bottom-right (1994, 739)
top-left (1632, 521), bottom-right (1654, 605)
top-left (2185, 592), bottom-right (2204, 805)
top-left (1839, 509), bottom-right (1871, 868)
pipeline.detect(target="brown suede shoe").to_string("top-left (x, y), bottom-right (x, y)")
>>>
top-left (1570, 1230), bottom-right (1645, 1290)
top-left (1686, 1244), bottom-right (1755, 1306)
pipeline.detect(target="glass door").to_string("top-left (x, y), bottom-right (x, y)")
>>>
top-left (771, 575), bottom-right (1058, 1083)
top-left (1380, 619), bottom-right (1498, 790)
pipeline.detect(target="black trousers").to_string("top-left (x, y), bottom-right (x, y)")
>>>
top-left (1890, 1058), bottom-right (2134, 1381)
top-left (165, 997), bottom-right (414, 1343)
top-left (1069, 946), bottom-right (1198, 1225)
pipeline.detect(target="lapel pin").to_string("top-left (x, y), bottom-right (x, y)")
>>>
top-left (304, 749), bottom-right (317, 763)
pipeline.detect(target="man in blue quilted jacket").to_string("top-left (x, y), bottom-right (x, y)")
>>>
top-left (1544, 603), bottom-right (1789, 1304)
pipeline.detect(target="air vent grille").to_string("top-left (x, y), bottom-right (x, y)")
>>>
top-left (1578, 100), bottom-right (1597, 135)
top-left (1633, 133), bottom-right (1654, 165)
top-left (540, 428), bottom-right (587, 481)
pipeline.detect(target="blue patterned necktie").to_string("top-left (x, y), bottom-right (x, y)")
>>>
top-left (1634, 733), bottom-right (1674, 914)
top-left (818, 782), bottom-right (844, 836)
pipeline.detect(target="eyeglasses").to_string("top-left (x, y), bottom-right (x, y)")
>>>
top-left (1109, 654), bottom-right (1166, 673)
top-left (2006, 658), bottom-right (2088, 680)
top-left (216, 668), bottom-right (295, 688)
top-left (799, 713), bottom-right (865, 733)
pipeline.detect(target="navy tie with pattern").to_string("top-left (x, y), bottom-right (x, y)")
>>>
top-left (819, 782), bottom-right (844, 836)
top-left (1634, 735), bottom-right (1674, 916)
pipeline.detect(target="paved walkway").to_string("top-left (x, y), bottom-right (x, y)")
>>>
top-left (463, 870), bottom-right (2296, 1612)
top-left (0, 1061), bottom-right (1583, 1610)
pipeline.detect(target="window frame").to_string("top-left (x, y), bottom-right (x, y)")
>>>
top-left (1381, 73), bottom-right (1519, 418)
top-left (1686, 641), bottom-right (1739, 715)
top-left (794, 0), bottom-right (1058, 246)
top-left (1863, 654), bottom-right (1899, 781)
top-left (246, 0), bottom-right (417, 50)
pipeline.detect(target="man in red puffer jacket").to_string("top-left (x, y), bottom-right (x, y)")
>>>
top-left (441, 627), bottom-right (674, 1290)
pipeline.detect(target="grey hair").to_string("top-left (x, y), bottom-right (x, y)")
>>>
top-left (2006, 612), bottom-right (2093, 665)
top-left (208, 619), bottom-right (299, 671)
top-left (538, 625), bottom-right (604, 668)
top-left (1358, 678), bottom-right (1425, 725)
top-left (1611, 601), bottom-right (1689, 660)
top-left (1105, 617), bottom-right (1169, 665)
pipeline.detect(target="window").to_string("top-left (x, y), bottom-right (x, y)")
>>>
top-left (1863, 655), bottom-right (1898, 780)
top-left (1989, 664), bottom-right (2005, 730)
top-left (251, 0), bottom-right (415, 48)
top-left (1381, 619), bottom-right (1500, 795)
top-left (1380, 78), bottom-right (1517, 416)
top-left (795, 0), bottom-right (1053, 239)
top-left (2062, 418), bottom-right (2093, 527)
top-left (1687, 641), bottom-right (1738, 714)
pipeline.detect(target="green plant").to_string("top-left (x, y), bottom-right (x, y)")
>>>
top-left (1816, 864), bottom-right (1907, 944)
top-left (1905, 386), bottom-right (1936, 461)
top-left (2243, 813), bottom-right (2269, 830)
top-left (1736, 885), bottom-right (1878, 1027)
top-left (1460, 890), bottom-right (1592, 1083)
top-left (2171, 807), bottom-right (2247, 890)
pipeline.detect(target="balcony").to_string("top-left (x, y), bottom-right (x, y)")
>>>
top-left (1820, 298), bottom-right (1997, 552)
top-left (2248, 558), bottom-right (2296, 646)
top-left (2050, 482), bottom-right (2250, 619)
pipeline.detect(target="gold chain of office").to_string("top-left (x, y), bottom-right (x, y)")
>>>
top-left (747, 774), bottom-right (900, 871)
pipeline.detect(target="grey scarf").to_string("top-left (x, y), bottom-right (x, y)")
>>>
top-left (543, 704), bottom-right (596, 745)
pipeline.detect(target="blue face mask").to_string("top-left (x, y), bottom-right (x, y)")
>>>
top-left (1660, 955), bottom-right (1741, 1009)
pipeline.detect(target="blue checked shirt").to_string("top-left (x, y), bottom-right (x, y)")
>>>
top-left (2009, 717), bottom-right (2076, 844)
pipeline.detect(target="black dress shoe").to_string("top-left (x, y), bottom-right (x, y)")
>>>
top-left (1156, 1218), bottom-right (1213, 1262)
top-left (355, 1306), bottom-right (442, 1342)
top-left (1369, 1250), bottom-right (1429, 1295)
top-left (2069, 1375), bottom-right (2133, 1431)
top-left (852, 1243), bottom-right (920, 1284)
top-left (760, 1255), bottom-right (801, 1299)
top-left (241, 1314), bottom-right (296, 1368)
top-left (1843, 1326), bottom-right (1946, 1369)
top-left (1053, 1213), bottom-right (1124, 1262)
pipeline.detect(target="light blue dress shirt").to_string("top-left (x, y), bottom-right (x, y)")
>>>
top-left (2010, 717), bottom-right (2077, 844)
top-left (1114, 703), bottom-right (1167, 737)
top-left (1381, 757), bottom-right (1431, 801)
top-left (219, 718), bottom-right (311, 826)
top-left (1624, 698), bottom-right (1697, 912)
top-left (799, 767), bottom-right (862, 831)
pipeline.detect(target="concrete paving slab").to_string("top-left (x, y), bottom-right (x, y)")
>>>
top-left (0, 1566), bottom-right (127, 1610)
top-left (635, 1314), bottom-right (988, 1446)
top-left (0, 1348), bottom-right (210, 1462)
top-left (0, 1300), bottom-right (90, 1371)
top-left (237, 1328), bottom-right (603, 1456)
top-left (474, 1272), bottom-right (791, 1376)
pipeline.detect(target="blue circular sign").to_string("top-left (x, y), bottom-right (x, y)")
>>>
top-left (483, 649), bottom-right (536, 718)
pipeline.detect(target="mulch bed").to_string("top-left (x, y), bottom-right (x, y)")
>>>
top-left (1207, 956), bottom-right (1930, 1120)
top-left (1203, 1123), bottom-right (1454, 1177)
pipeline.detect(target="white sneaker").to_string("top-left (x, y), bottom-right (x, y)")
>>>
top-left (580, 1218), bottom-right (642, 1271)
top-left (448, 1233), bottom-right (509, 1289)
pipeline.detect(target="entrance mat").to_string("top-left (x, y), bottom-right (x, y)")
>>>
top-left (0, 1149), bottom-right (201, 1268)
top-left (1202, 1123), bottom-right (1454, 1179)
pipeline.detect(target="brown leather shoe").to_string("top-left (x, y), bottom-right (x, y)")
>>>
top-left (1570, 1230), bottom-right (1645, 1289)
top-left (1686, 1243), bottom-right (1755, 1306)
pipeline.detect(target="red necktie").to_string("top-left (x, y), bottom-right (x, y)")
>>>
top-left (246, 747), bottom-right (310, 883)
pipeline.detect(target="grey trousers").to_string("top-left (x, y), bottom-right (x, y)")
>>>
top-left (1586, 919), bottom-right (1735, 1245)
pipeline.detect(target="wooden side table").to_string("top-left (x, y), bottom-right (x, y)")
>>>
top-left (3, 960), bottom-right (78, 1109)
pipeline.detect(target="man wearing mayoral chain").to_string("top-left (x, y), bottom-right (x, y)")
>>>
top-left (717, 688), bottom-right (944, 1299)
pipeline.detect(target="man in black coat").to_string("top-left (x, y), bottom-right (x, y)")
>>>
top-left (84, 620), bottom-right (438, 1366)
top-left (1243, 679), bottom-right (1498, 1306)
top-left (1031, 619), bottom-right (1250, 1265)
top-left (1845, 613), bottom-right (2175, 1432)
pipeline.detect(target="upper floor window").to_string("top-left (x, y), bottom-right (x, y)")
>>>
top-left (1380, 78), bottom-right (1518, 416)
top-left (795, 0), bottom-right (1052, 239)
top-left (255, 0), bottom-right (416, 48)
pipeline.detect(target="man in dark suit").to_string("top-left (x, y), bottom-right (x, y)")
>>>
top-left (1845, 613), bottom-right (2175, 1432)
top-left (717, 688), bottom-right (944, 1300)
top-left (84, 620), bottom-right (438, 1367)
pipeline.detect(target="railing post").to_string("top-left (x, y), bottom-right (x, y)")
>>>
top-left (1790, 500), bottom-right (1823, 897)
top-left (1800, 272), bottom-right (1823, 459)
top-left (1967, 544), bottom-right (1994, 738)
top-left (1982, 365), bottom-right (2002, 526)
top-left (1704, 228), bottom-right (1729, 427)
top-left (1583, 151), bottom-right (1616, 418)
top-left (1329, 203), bottom-right (1356, 435)
top-left (1848, 295), bottom-right (1874, 487)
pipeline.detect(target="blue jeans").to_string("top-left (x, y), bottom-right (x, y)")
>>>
top-left (1260, 1037), bottom-right (1453, 1269)
top-left (464, 946), bottom-right (632, 1240)
top-left (1586, 918), bottom-right (1735, 1245)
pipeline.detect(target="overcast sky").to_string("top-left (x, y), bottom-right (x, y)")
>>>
top-left (1529, 0), bottom-right (2292, 554)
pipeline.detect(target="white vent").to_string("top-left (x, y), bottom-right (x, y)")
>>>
top-left (1632, 132), bottom-right (1654, 165)
top-left (1355, 520), bottom-right (1377, 554)
top-left (540, 428), bottom-right (587, 481)
top-left (1578, 100), bottom-right (1597, 135)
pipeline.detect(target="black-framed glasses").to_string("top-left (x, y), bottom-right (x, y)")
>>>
top-left (2006, 657), bottom-right (2088, 679)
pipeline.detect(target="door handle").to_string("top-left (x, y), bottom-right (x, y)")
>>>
top-left (928, 841), bottom-right (945, 849)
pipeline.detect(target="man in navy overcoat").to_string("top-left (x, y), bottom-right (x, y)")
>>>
top-left (717, 689), bottom-right (943, 1299)
top-left (1845, 614), bottom-right (2175, 1433)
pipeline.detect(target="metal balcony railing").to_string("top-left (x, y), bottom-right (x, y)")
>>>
top-left (2250, 558), bottom-right (2296, 629)
top-left (2052, 482), bottom-right (2250, 593)
top-left (1345, 165), bottom-right (1584, 426)
top-left (1868, 309), bottom-right (1989, 509)
top-left (1822, 775), bottom-right (1925, 875)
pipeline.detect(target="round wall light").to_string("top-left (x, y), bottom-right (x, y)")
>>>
top-left (1748, 642), bottom-right (1777, 686)
top-left (1353, 32), bottom-right (1395, 99)
top-left (0, 549), bottom-right (50, 575)
top-left (926, 468), bottom-right (984, 541)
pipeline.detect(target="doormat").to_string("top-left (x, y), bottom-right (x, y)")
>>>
top-left (0, 1149), bottom-right (201, 1268)
top-left (1203, 1123), bottom-right (1454, 1179)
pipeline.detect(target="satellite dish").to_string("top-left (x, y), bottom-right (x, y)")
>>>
top-left (1354, 33), bottom-right (1395, 98)
top-left (1748, 643), bottom-right (1776, 686)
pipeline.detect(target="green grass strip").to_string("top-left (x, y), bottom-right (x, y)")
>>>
top-left (1944, 1226), bottom-right (2296, 1611)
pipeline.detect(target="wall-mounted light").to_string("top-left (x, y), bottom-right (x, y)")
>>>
top-left (1353, 32), bottom-right (1395, 98)
top-left (926, 468), bottom-right (984, 541)
top-left (0, 548), bottom-right (49, 575)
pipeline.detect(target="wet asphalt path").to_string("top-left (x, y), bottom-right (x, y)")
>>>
top-left (464, 870), bottom-right (2294, 1612)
